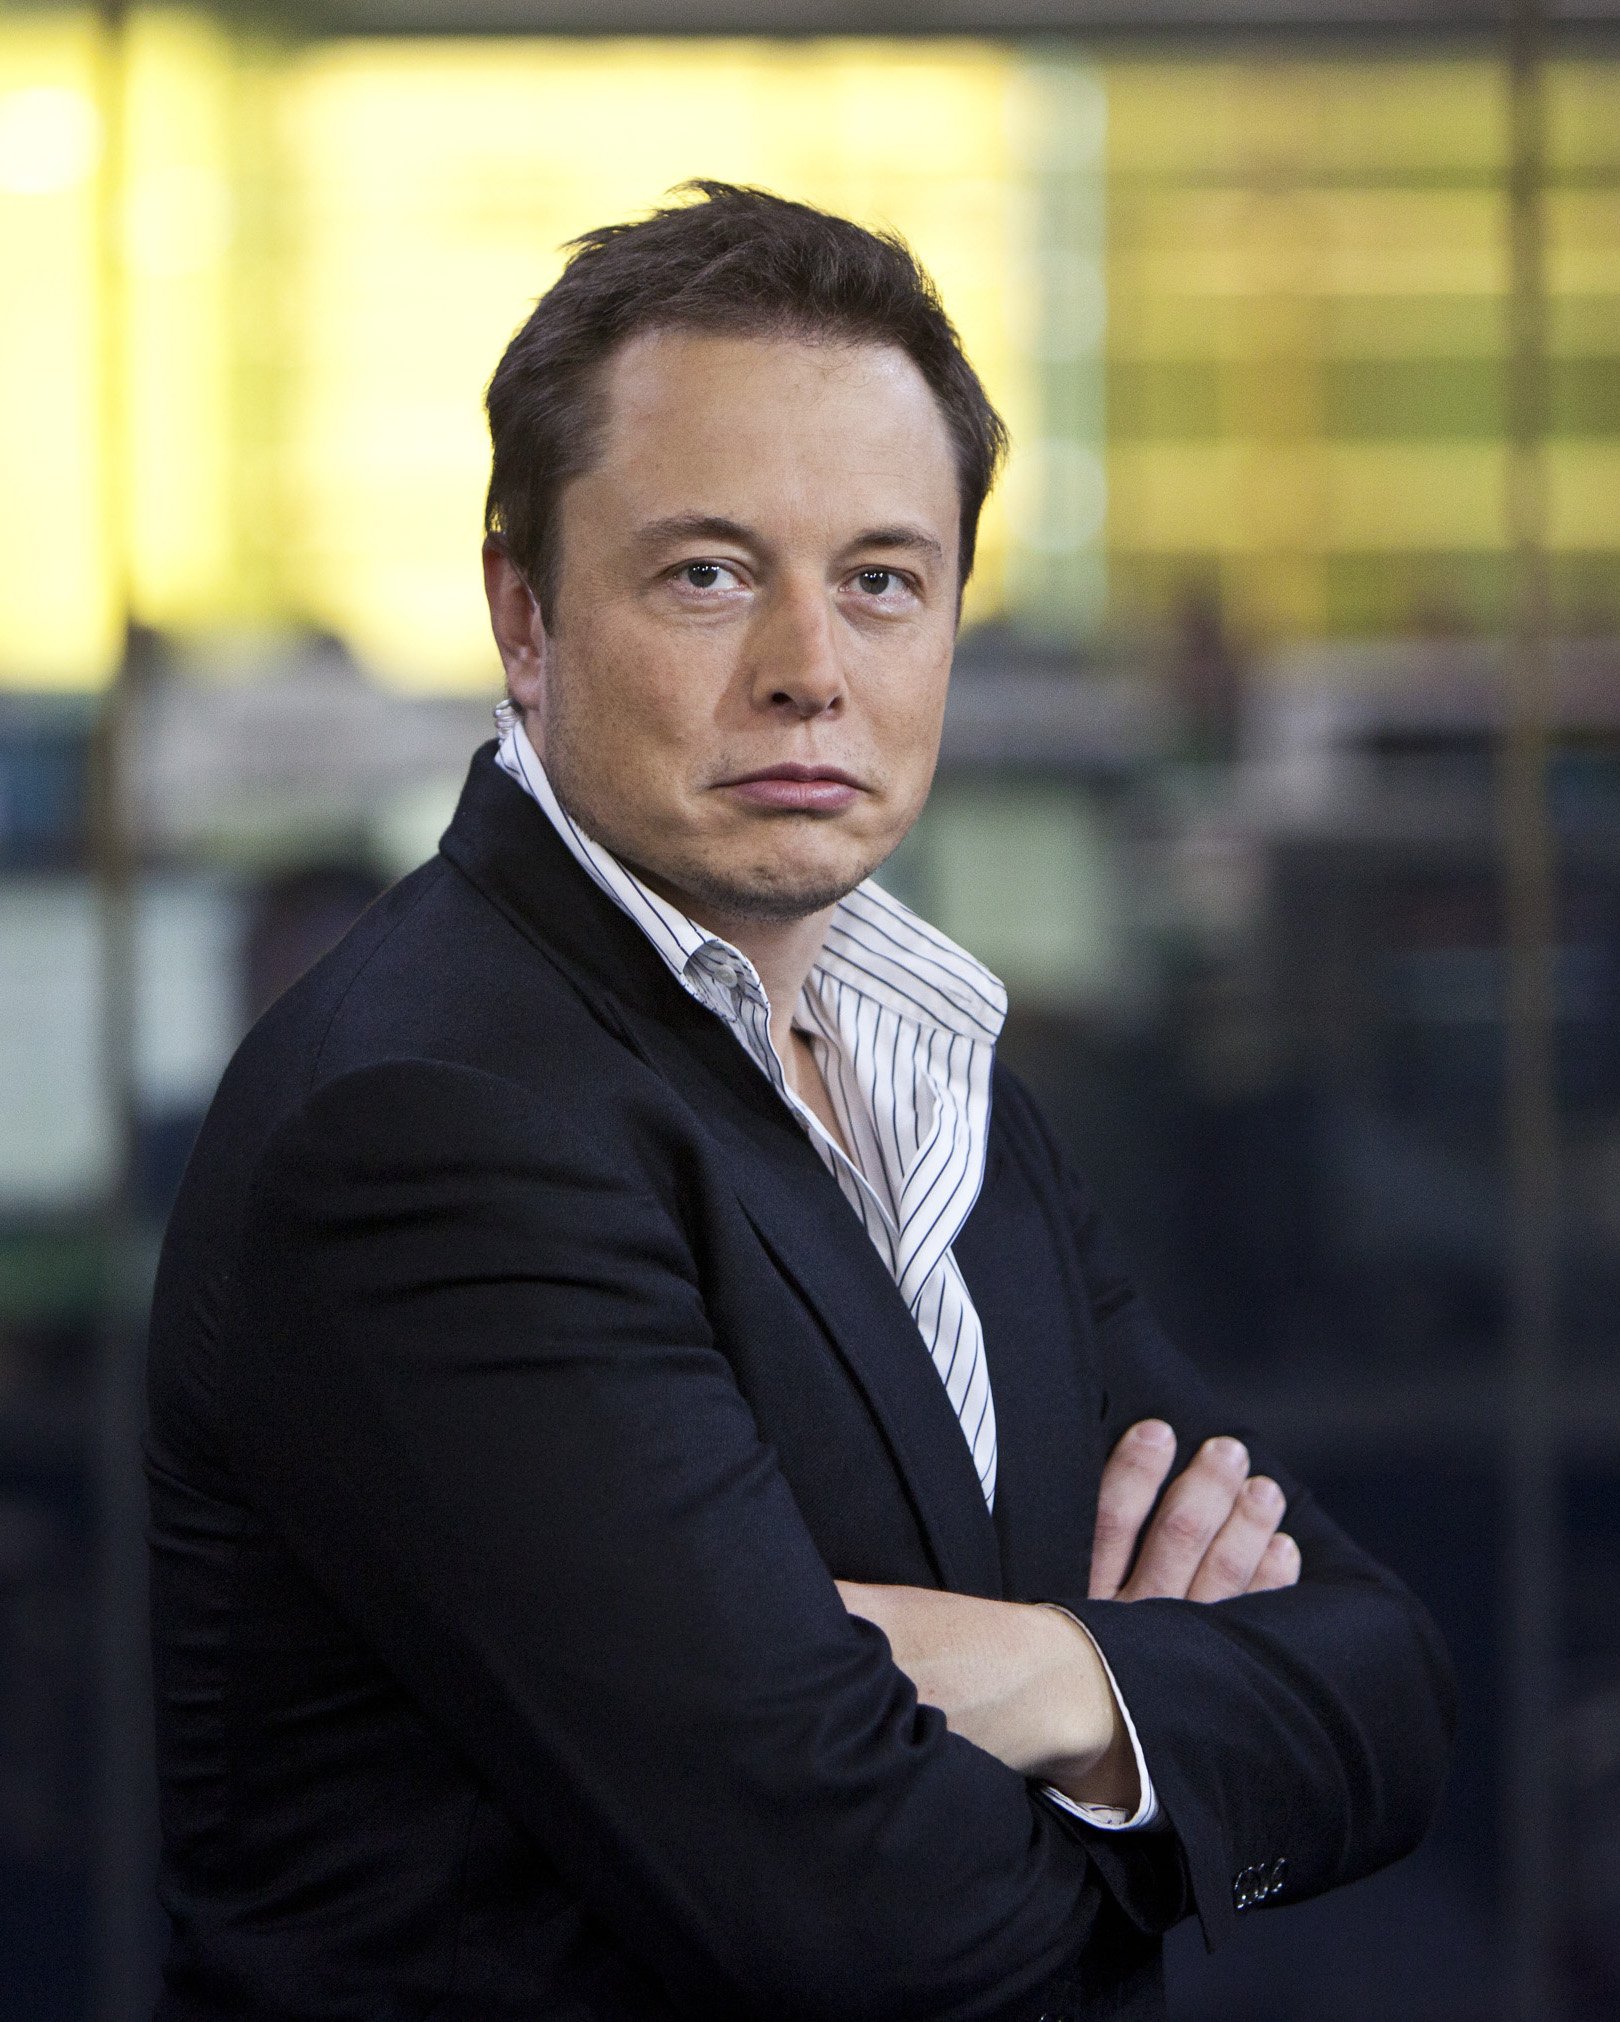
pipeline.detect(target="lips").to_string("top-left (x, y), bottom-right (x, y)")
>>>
top-left (720, 764), bottom-right (862, 814)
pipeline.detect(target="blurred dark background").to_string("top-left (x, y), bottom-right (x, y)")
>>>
top-left (1, 2), bottom-right (1617, 2016)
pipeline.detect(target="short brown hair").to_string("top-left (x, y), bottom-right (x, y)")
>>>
top-left (484, 181), bottom-right (1008, 619)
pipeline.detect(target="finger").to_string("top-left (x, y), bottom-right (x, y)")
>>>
top-left (1186, 1475), bottom-right (1287, 1603)
top-left (1088, 1419), bottom-right (1177, 1599)
top-left (1247, 1531), bottom-right (1302, 1594)
top-left (1119, 1436), bottom-right (1250, 1601)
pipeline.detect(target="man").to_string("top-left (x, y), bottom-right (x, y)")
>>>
top-left (146, 183), bottom-right (1454, 2020)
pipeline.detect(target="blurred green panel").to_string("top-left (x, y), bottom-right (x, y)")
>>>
top-left (1325, 295), bottom-right (1506, 362)
top-left (913, 781), bottom-right (1129, 1008)
top-left (1322, 552), bottom-right (1513, 635)
top-left (1326, 359), bottom-right (1506, 440)
top-left (1548, 552), bottom-right (1620, 632)
top-left (0, 1230), bottom-right (106, 1324)
top-left (1321, 552), bottom-right (1620, 637)
top-left (1550, 295), bottom-right (1620, 356)
top-left (1106, 552), bottom-right (1225, 626)
top-left (1549, 59), bottom-right (1620, 177)
top-left (1104, 360), bottom-right (1224, 440)
top-left (1549, 358), bottom-right (1620, 435)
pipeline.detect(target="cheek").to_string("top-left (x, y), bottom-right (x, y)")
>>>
top-left (555, 630), bottom-right (709, 765)
top-left (869, 649), bottom-right (952, 752)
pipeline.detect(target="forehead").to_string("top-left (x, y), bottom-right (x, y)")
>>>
top-left (581, 328), bottom-right (960, 537)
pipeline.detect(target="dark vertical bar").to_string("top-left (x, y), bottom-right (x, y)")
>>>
top-left (89, 5), bottom-right (158, 2019)
top-left (1499, 4), bottom-right (1560, 2019)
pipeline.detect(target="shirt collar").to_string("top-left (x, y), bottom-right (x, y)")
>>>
top-left (492, 705), bottom-right (1006, 1046)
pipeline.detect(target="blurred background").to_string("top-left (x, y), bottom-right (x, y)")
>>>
top-left (2, 0), bottom-right (1617, 2015)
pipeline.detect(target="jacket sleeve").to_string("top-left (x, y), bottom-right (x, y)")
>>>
top-left (229, 1057), bottom-right (1113, 2022)
top-left (998, 1071), bottom-right (1458, 1952)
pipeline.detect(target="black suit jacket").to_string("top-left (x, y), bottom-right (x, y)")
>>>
top-left (146, 745), bottom-right (1455, 2021)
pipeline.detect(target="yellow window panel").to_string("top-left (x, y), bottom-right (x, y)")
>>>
top-left (1549, 293), bottom-right (1620, 358)
top-left (1324, 296), bottom-right (1506, 362)
top-left (1548, 190), bottom-right (1620, 297)
top-left (122, 8), bottom-right (240, 629)
top-left (1549, 59), bottom-right (1620, 177)
top-left (1312, 60), bottom-right (1506, 178)
top-left (1548, 443), bottom-right (1620, 551)
top-left (1324, 442), bottom-right (1508, 551)
top-left (1102, 58), bottom-right (1504, 182)
top-left (275, 36), bottom-right (1026, 689)
top-left (1110, 189), bottom-right (1506, 302)
top-left (1107, 444), bottom-right (1316, 555)
top-left (9, 18), bottom-right (1617, 685)
top-left (0, 11), bottom-right (118, 689)
top-left (1107, 442), bottom-right (1512, 555)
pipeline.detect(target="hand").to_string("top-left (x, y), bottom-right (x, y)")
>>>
top-left (1089, 1419), bottom-right (1300, 1603)
top-left (831, 1419), bottom-right (1298, 1812)
top-left (833, 1580), bottom-right (1137, 1809)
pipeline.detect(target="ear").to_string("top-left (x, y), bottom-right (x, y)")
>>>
top-left (482, 537), bottom-right (548, 719)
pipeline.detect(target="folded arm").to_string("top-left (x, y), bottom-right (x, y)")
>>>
top-left (231, 1060), bottom-right (1123, 2022)
top-left (841, 1070), bottom-right (1456, 1953)
top-left (1000, 1071), bottom-right (1458, 1948)
top-left (835, 1417), bottom-right (1301, 1818)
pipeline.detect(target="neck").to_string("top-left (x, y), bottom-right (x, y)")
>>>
top-left (652, 885), bottom-right (835, 1056)
top-left (510, 719), bottom-right (833, 1053)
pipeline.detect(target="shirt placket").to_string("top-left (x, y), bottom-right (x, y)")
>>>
top-left (705, 953), bottom-right (901, 1262)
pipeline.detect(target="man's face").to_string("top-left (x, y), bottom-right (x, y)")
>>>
top-left (491, 328), bottom-right (962, 929)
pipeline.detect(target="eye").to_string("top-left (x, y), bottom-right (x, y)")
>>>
top-left (850, 567), bottom-right (916, 602)
top-left (673, 560), bottom-right (741, 592)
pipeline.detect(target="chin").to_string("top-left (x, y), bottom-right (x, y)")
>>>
top-left (679, 847), bottom-right (874, 926)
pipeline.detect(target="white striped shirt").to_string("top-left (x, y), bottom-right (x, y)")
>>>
top-left (493, 709), bottom-right (1156, 1830)
top-left (496, 709), bottom-right (1004, 1506)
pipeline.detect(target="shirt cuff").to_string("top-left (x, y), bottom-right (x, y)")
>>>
top-left (1035, 1605), bottom-right (1161, 1831)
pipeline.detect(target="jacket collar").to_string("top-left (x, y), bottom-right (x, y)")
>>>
top-left (438, 745), bottom-right (1004, 1597)
top-left (493, 708), bottom-right (1007, 1048)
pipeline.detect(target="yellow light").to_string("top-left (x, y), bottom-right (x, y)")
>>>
top-left (275, 36), bottom-right (1027, 689)
top-left (0, 84), bottom-right (101, 196)
top-left (122, 9), bottom-right (241, 630)
top-left (0, 13), bottom-right (118, 689)
top-left (1100, 51), bottom-right (1620, 638)
top-left (6, 18), bottom-right (1619, 688)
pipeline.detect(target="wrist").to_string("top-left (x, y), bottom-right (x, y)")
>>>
top-left (1027, 1605), bottom-right (1140, 1812)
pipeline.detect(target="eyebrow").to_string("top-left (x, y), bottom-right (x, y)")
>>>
top-left (632, 514), bottom-right (946, 570)
top-left (844, 526), bottom-right (946, 568)
top-left (632, 514), bottom-right (758, 554)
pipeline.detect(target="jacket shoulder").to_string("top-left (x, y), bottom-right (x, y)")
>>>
top-left (230, 846), bottom-right (620, 1099)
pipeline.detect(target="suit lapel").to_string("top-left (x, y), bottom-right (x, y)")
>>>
top-left (955, 1141), bottom-right (1101, 1601)
top-left (439, 748), bottom-right (1005, 1601)
top-left (616, 1000), bottom-right (1005, 1600)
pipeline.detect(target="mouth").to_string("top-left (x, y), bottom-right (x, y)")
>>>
top-left (716, 764), bottom-right (864, 815)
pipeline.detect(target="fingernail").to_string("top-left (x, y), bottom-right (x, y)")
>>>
top-left (1206, 1436), bottom-right (1248, 1469)
top-left (1247, 1477), bottom-right (1285, 1514)
top-left (1133, 1419), bottom-right (1174, 1448)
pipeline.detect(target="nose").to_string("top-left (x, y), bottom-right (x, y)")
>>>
top-left (747, 578), bottom-right (845, 721)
